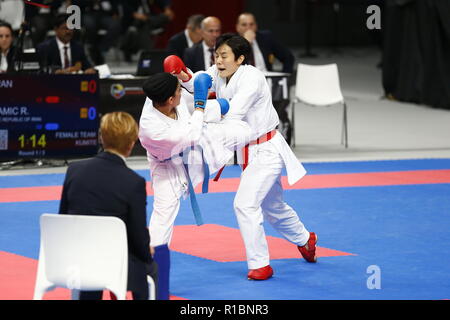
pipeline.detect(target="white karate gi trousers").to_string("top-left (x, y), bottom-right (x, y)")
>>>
top-left (148, 163), bottom-right (182, 247)
top-left (233, 140), bottom-right (310, 270)
top-left (148, 120), bottom-right (251, 247)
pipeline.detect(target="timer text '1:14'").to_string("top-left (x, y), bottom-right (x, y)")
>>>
top-left (18, 134), bottom-right (47, 148)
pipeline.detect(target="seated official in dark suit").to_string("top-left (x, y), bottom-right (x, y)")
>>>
top-left (37, 14), bottom-right (96, 74)
top-left (183, 16), bottom-right (221, 72)
top-left (236, 12), bottom-right (294, 74)
top-left (59, 112), bottom-right (157, 300)
top-left (0, 21), bottom-right (16, 73)
top-left (166, 14), bottom-right (204, 59)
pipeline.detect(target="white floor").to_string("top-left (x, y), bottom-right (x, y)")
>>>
top-left (2, 46), bottom-right (450, 176)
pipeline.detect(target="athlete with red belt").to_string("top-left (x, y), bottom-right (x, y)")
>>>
top-left (166, 34), bottom-right (318, 280)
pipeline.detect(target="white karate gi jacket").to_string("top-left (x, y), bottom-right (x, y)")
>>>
top-left (139, 89), bottom-right (250, 199)
top-left (184, 65), bottom-right (306, 185)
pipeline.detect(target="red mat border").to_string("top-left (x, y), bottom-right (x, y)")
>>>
top-left (1, 169), bottom-right (450, 203)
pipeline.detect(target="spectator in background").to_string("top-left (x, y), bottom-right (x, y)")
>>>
top-left (36, 14), bottom-right (96, 74)
top-left (26, 0), bottom-right (67, 47)
top-left (120, 0), bottom-right (175, 62)
top-left (0, 21), bottom-right (16, 73)
top-left (183, 16), bottom-right (221, 72)
top-left (59, 111), bottom-right (158, 300)
top-left (72, 0), bottom-right (122, 65)
top-left (166, 14), bottom-right (204, 59)
top-left (236, 12), bottom-right (294, 73)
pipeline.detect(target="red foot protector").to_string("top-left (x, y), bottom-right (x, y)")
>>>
top-left (170, 224), bottom-right (354, 262)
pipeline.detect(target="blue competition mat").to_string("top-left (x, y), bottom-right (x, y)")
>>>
top-left (1, 159), bottom-right (449, 300)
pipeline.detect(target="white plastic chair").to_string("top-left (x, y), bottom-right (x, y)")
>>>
top-left (291, 63), bottom-right (348, 148)
top-left (33, 214), bottom-right (155, 300)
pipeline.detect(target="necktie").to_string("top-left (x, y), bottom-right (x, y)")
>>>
top-left (63, 46), bottom-right (70, 69)
top-left (208, 47), bottom-right (215, 67)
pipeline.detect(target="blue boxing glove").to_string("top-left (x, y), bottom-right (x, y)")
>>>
top-left (216, 98), bottom-right (229, 115)
top-left (194, 73), bottom-right (212, 109)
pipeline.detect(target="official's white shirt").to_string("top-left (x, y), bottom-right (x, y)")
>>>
top-left (0, 50), bottom-right (8, 72)
top-left (183, 65), bottom-right (306, 185)
top-left (251, 40), bottom-right (267, 72)
top-left (184, 29), bottom-right (194, 48)
top-left (56, 37), bottom-right (71, 68)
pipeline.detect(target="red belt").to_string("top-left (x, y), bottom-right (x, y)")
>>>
top-left (213, 130), bottom-right (277, 181)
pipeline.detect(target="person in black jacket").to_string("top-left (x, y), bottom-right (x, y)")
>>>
top-left (59, 111), bottom-right (158, 300)
top-left (0, 21), bottom-right (16, 73)
top-left (166, 14), bottom-right (204, 59)
top-left (36, 14), bottom-right (96, 74)
top-left (183, 16), bottom-right (221, 72)
top-left (235, 12), bottom-right (294, 73)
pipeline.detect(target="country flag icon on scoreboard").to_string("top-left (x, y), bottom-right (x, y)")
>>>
top-left (80, 81), bottom-right (89, 92)
top-left (80, 80), bottom-right (97, 93)
top-left (80, 107), bottom-right (97, 120)
top-left (80, 108), bottom-right (88, 119)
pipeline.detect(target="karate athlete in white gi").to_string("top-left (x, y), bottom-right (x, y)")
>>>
top-left (182, 34), bottom-right (318, 280)
top-left (138, 71), bottom-right (250, 298)
top-left (139, 71), bottom-right (250, 247)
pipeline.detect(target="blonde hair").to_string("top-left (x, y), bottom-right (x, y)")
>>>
top-left (100, 112), bottom-right (138, 155)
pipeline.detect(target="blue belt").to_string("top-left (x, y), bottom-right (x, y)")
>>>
top-left (156, 146), bottom-right (209, 226)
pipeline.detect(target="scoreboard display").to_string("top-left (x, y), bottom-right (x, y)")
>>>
top-left (0, 74), bottom-right (99, 160)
